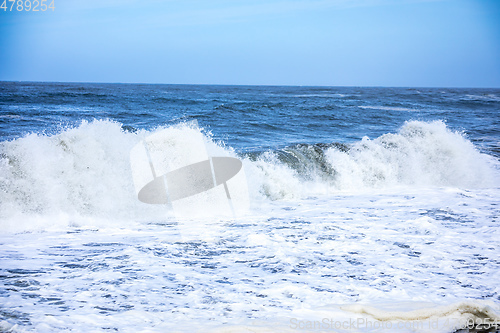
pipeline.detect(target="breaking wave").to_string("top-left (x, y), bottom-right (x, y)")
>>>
top-left (247, 120), bottom-right (497, 199)
top-left (0, 119), bottom-right (497, 231)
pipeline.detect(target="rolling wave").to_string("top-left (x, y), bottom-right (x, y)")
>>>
top-left (0, 119), bottom-right (497, 231)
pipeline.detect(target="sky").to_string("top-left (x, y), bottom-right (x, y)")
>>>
top-left (0, 0), bottom-right (499, 87)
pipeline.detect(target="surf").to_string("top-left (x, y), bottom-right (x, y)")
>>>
top-left (0, 119), bottom-right (497, 232)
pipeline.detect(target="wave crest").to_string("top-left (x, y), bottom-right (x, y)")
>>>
top-left (248, 120), bottom-right (497, 198)
top-left (0, 120), bottom-right (497, 231)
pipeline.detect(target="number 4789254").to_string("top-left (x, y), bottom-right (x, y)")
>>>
top-left (1, 0), bottom-right (55, 11)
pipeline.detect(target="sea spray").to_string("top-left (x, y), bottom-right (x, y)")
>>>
top-left (324, 120), bottom-right (496, 190)
top-left (0, 119), bottom-right (497, 232)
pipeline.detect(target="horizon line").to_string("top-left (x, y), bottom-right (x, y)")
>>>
top-left (1, 80), bottom-right (499, 90)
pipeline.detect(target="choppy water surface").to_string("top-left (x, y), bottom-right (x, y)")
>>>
top-left (1, 83), bottom-right (499, 332)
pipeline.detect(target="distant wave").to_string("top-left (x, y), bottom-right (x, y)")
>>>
top-left (462, 94), bottom-right (500, 102)
top-left (358, 105), bottom-right (418, 112)
top-left (290, 93), bottom-right (348, 98)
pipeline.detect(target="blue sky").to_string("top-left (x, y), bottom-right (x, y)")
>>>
top-left (0, 0), bottom-right (499, 87)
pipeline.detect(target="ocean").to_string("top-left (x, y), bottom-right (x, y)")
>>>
top-left (1, 82), bottom-right (499, 332)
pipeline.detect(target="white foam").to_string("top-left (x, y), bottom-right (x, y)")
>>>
top-left (325, 120), bottom-right (497, 190)
top-left (1, 184), bottom-right (499, 332)
top-left (1, 120), bottom-right (498, 233)
top-left (0, 120), bottom-right (247, 232)
top-left (243, 120), bottom-right (498, 201)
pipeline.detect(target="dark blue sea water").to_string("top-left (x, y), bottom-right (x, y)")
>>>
top-left (1, 82), bottom-right (499, 155)
top-left (1, 82), bottom-right (499, 332)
